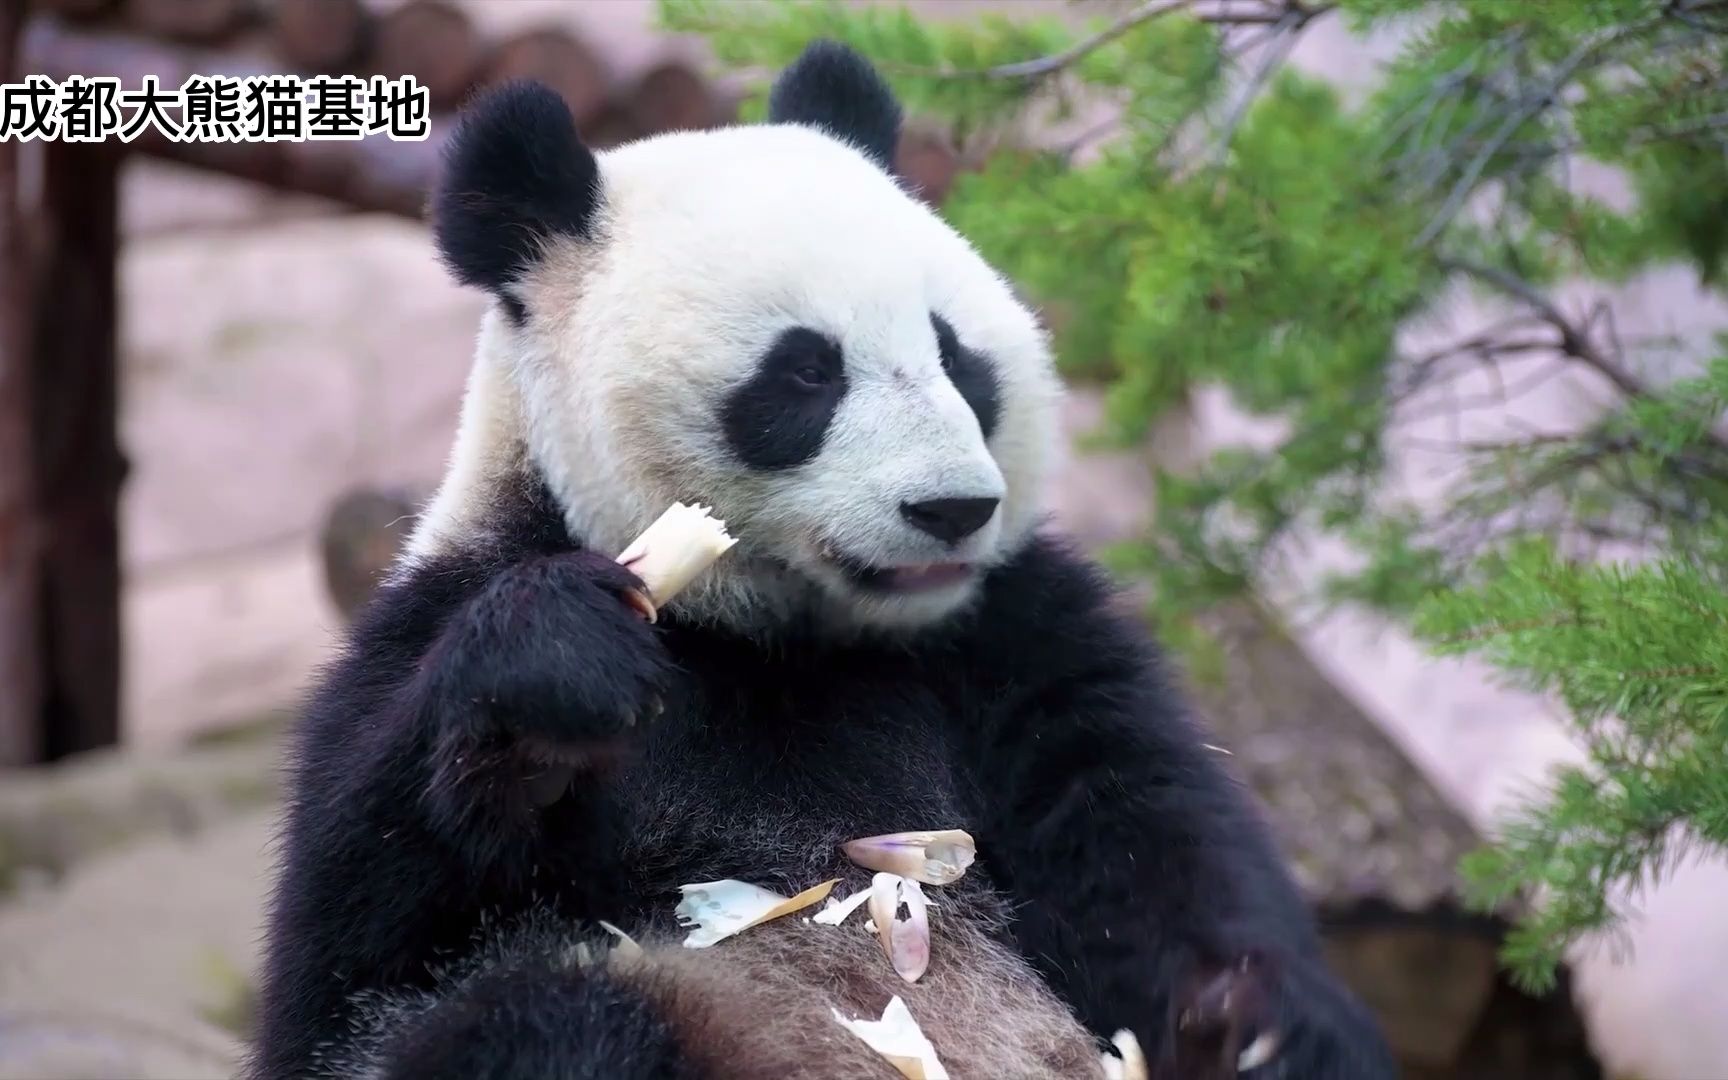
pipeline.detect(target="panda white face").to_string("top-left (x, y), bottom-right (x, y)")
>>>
top-left (421, 44), bottom-right (1058, 634)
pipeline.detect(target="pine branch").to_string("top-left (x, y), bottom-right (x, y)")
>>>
top-left (1438, 260), bottom-right (1728, 454)
top-left (1209, 9), bottom-right (1308, 165)
top-left (1412, 24), bottom-right (1648, 248)
top-left (1193, 1), bottom-right (1332, 26)
top-left (1374, 31), bottom-right (1526, 166)
top-left (1437, 613), bottom-right (1603, 644)
top-left (1501, 109), bottom-right (1728, 165)
top-left (962, 0), bottom-right (1199, 80)
top-left (916, 0), bottom-right (1333, 81)
top-left (1623, 665), bottom-right (1717, 679)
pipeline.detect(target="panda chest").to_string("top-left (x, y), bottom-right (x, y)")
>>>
top-left (605, 656), bottom-right (976, 895)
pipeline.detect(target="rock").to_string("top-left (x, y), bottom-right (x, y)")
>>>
top-left (0, 724), bottom-right (280, 895)
top-left (0, 811), bottom-right (272, 1080)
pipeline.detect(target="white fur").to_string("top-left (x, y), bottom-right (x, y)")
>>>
top-left (406, 123), bottom-right (1061, 634)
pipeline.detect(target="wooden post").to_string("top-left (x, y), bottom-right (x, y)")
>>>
top-left (30, 138), bottom-right (125, 761)
top-left (0, 0), bottom-right (42, 766)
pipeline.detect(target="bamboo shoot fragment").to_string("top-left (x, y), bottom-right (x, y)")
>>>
top-left (867, 872), bottom-right (931, 983)
top-left (616, 502), bottom-right (739, 621)
top-left (842, 829), bottom-right (976, 885)
top-left (812, 884), bottom-right (874, 926)
top-left (831, 995), bottom-right (950, 1080)
top-left (597, 919), bottom-right (643, 960)
top-left (675, 878), bottom-right (838, 948)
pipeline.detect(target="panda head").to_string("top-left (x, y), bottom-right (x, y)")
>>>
top-left (417, 41), bottom-right (1059, 636)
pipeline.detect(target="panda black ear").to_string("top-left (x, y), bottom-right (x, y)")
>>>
top-left (431, 80), bottom-right (601, 307)
top-left (767, 40), bottom-right (902, 171)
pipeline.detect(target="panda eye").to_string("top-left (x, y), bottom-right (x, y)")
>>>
top-left (759, 328), bottom-right (842, 396)
top-left (932, 312), bottom-right (961, 374)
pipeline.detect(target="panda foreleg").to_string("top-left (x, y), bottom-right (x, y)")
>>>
top-left (366, 958), bottom-right (696, 1080)
top-left (410, 549), bottom-right (673, 852)
top-left (251, 550), bottom-right (671, 1078)
top-left (968, 661), bottom-right (1397, 1079)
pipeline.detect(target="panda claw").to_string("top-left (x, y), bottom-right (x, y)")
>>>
top-left (621, 587), bottom-right (658, 623)
top-left (518, 734), bottom-right (635, 774)
top-left (1237, 1030), bottom-right (1282, 1072)
top-left (1170, 954), bottom-right (1282, 1077)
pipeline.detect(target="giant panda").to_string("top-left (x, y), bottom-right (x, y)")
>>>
top-left (251, 41), bottom-right (1396, 1080)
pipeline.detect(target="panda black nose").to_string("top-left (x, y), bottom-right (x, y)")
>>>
top-left (900, 496), bottom-right (1000, 544)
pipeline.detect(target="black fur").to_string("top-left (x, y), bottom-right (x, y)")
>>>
top-left (720, 326), bottom-right (848, 471)
top-left (933, 313), bottom-right (1001, 440)
top-left (768, 40), bottom-right (903, 171)
top-left (251, 464), bottom-right (1395, 1079)
top-left (371, 961), bottom-right (694, 1080)
top-left (431, 81), bottom-right (601, 320)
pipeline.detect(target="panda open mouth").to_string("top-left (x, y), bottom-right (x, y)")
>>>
top-left (817, 543), bottom-right (976, 594)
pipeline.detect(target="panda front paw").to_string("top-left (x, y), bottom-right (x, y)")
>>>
top-left (1163, 953), bottom-right (1395, 1080)
top-left (424, 550), bottom-right (673, 779)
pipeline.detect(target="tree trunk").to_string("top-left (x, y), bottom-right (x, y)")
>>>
top-left (0, 0), bottom-right (41, 767)
top-left (31, 140), bottom-right (125, 761)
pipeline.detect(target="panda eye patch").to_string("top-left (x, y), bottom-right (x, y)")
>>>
top-left (721, 327), bottom-right (848, 471)
top-left (931, 313), bottom-right (1000, 440)
top-left (934, 326), bottom-right (957, 374)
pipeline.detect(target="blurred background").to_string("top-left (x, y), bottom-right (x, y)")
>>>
top-left (3, 1), bottom-right (1727, 1077)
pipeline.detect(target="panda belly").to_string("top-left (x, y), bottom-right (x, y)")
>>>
top-left (332, 892), bottom-right (1101, 1080)
top-left (326, 662), bottom-right (1107, 1077)
top-left (609, 884), bottom-right (1105, 1079)
top-left (591, 715), bottom-right (1106, 1077)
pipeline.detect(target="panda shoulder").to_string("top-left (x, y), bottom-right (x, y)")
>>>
top-left (968, 533), bottom-right (1157, 683)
